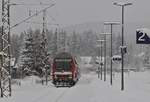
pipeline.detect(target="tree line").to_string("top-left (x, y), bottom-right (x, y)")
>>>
top-left (3, 27), bottom-right (149, 78)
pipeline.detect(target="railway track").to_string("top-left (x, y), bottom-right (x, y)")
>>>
top-left (30, 87), bottom-right (70, 102)
top-left (53, 89), bottom-right (69, 102)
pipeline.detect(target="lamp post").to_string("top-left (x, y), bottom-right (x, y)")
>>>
top-left (104, 35), bottom-right (106, 81)
top-left (97, 40), bottom-right (105, 80)
top-left (104, 22), bottom-right (120, 85)
top-left (97, 33), bottom-right (111, 81)
top-left (113, 2), bottom-right (132, 90)
top-left (96, 44), bottom-right (101, 79)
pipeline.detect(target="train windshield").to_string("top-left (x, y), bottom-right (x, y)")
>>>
top-left (55, 59), bottom-right (72, 71)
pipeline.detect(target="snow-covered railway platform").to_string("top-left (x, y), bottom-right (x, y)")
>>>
top-left (0, 71), bottom-right (150, 102)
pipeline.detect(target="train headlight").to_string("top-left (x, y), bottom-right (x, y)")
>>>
top-left (68, 75), bottom-right (72, 79)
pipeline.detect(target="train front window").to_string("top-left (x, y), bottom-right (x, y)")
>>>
top-left (55, 59), bottom-right (72, 71)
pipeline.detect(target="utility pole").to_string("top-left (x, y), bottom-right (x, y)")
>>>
top-left (41, 10), bottom-right (48, 85)
top-left (55, 28), bottom-right (58, 54)
top-left (0, 1), bottom-right (55, 95)
top-left (25, 3), bottom-right (56, 85)
top-left (104, 22), bottom-right (120, 85)
top-left (58, 30), bottom-right (67, 52)
top-left (0, 0), bottom-right (11, 97)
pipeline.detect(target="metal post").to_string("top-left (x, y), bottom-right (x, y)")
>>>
top-left (45, 66), bottom-right (48, 85)
top-left (98, 34), bottom-right (111, 81)
top-left (98, 66), bottom-right (100, 78)
top-left (110, 24), bottom-right (113, 85)
top-left (98, 46), bottom-right (100, 79)
top-left (8, 3), bottom-right (12, 96)
top-left (100, 41), bottom-right (103, 80)
top-left (0, 0), bottom-right (5, 97)
top-left (113, 2), bottom-right (132, 90)
top-left (121, 6), bottom-right (124, 91)
top-left (0, 0), bottom-right (11, 97)
top-left (104, 22), bottom-right (120, 85)
top-left (0, 54), bottom-right (2, 97)
top-left (42, 10), bottom-right (48, 85)
top-left (55, 28), bottom-right (58, 55)
top-left (104, 35), bottom-right (106, 81)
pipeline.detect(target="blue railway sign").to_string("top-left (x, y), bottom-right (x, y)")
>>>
top-left (136, 28), bottom-right (150, 44)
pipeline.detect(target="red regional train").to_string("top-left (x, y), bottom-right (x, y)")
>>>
top-left (51, 52), bottom-right (80, 87)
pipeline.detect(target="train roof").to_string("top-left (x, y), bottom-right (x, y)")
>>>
top-left (54, 52), bottom-right (73, 59)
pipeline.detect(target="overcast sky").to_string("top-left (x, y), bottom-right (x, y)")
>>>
top-left (1, 0), bottom-right (150, 34)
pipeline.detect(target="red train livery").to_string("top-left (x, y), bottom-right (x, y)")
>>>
top-left (51, 52), bottom-right (80, 87)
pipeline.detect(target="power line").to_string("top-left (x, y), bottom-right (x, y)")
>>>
top-left (0, 0), bottom-right (56, 97)
top-left (25, 21), bottom-right (59, 26)
top-left (10, 3), bottom-right (54, 6)
top-left (10, 3), bottom-right (55, 29)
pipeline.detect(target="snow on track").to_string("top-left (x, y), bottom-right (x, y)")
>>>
top-left (1, 71), bottom-right (150, 102)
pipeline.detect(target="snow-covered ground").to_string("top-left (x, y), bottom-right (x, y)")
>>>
top-left (1, 70), bottom-right (150, 102)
